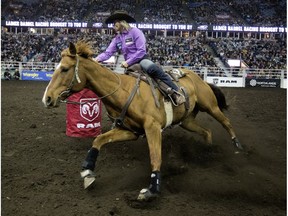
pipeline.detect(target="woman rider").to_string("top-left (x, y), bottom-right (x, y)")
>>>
top-left (94, 10), bottom-right (186, 106)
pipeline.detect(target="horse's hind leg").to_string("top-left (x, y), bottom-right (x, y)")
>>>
top-left (208, 107), bottom-right (243, 150)
top-left (180, 113), bottom-right (212, 145)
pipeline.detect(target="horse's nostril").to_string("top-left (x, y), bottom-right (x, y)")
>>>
top-left (46, 96), bottom-right (52, 106)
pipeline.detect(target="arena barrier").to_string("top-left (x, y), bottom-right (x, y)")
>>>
top-left (1, 61), bottom-right (287, 88)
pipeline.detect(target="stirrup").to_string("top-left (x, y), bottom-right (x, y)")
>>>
top-left (168, 90), bottom-right (186, 106)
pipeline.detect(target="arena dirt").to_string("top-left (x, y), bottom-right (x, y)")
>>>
top-left (2, 80), bottom-right (286, 216)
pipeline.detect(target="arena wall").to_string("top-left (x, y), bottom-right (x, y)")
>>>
top-left (1, 61), bottom-right (287, 88)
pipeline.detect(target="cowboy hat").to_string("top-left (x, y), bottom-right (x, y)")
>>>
top-left (105, 10), bottom-right (136, 24)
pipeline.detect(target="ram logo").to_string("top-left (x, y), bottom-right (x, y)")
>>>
top-left (80, 98), bottom-right (100, 122)
top-left (213, 78), bottom-right (219, 84)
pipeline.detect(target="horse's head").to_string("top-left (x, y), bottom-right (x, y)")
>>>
top-left (42, 41), bottom-right (93, 108)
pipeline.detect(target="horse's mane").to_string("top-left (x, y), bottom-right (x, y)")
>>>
top-left (61, 40), bottom-right (94, 59)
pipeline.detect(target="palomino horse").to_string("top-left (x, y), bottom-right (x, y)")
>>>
top-left (42, 41), bottom-right (242, 201)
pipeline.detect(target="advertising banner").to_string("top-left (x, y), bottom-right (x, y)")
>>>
top-left (21, 70), bottom-right (53, 81)
top-left (66, 89), bottom-right (102, 137)
top-left (245, 78), bottom-right (281, 88)
top-left (3, 20), bottom-right (286, 33)
top-left (206, 77), bottom-right (244, 87)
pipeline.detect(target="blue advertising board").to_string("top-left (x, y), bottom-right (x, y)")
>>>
top-left (21, 70), bottom-right (53, 81)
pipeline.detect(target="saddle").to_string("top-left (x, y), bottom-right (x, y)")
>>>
top-left (112, 65), bottom-right (190, 132)
top-left (125, 64), bottom-right (188, 107)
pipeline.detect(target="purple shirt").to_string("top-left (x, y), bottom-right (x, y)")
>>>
top-left (96, 27), bottom-right (146, 66)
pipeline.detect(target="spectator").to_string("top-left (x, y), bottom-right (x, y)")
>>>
top-left (4, 70), bottom-right (12, 80)
top-left (13, 70), bottom-right (20, 80)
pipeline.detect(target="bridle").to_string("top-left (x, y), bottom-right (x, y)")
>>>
top-left (59, 54), bottom-right (81, 102)
top-left (59, 54), bottom-right (122, 104)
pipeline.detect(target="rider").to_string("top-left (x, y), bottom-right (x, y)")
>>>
top-left (94, 10), bottom-right (186, 106)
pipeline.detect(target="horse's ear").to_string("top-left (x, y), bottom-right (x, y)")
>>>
top-left (69, 42), bottom-right (77, 56)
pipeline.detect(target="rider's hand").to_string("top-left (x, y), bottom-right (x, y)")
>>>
top-left (121, 61), bottom-right (128, 68)
top-left (92, 58), bottom-right (99, 63)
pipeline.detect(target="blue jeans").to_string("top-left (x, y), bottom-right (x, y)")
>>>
top-left (139, 59), bottom-right (178, 91)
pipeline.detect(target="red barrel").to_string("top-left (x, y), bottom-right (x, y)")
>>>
top-left (66, 88), bottom-right (102, 137)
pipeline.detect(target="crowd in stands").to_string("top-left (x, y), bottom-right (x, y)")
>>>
top-left (1, 31), bottom-right (286, 70)
top-left (1, 31), bottom-right (215, 67)
top-left (188, 0), bottom-right (286, 27)
top-left (2, 0), bottom-right (286, 26)
top-left (146, 36), bottom-right (218, 67)
top-left (35, 0), bottom-right (89, 22)
top-left (1, 0), bottom-right (286, 74)
top-left (210, 38), bottom-right (286, 69)
top-left (230, 0), bottom-right (286, 27)
top-left (140, 0), bottom-right (189, 24)
top-left (82, 0), bottom-right (137, 24)
top-left (189, 0), bottom-right (246, 26)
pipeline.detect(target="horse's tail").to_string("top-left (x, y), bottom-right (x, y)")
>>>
top-left (207, 83), bottom-right (229, 111)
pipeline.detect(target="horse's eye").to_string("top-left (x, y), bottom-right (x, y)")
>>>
top-left (61, 68), bottom-right (69, 73)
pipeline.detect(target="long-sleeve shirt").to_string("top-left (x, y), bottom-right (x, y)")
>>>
top-left (96, 27), bottom-right (146, 66)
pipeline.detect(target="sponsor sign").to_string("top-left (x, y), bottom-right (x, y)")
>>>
top-left (66, 89), bottom-right (102, 137)
top-left (79, 98), bottom-right (101, 122)
top-left (245, 78), bottom-right (280, 88)
top-left (21, 70), bottom-right (53, 81)
top-left (206, 77), bottom-right (243, 87)
top-left (3, 20), bottom-right (286, 32)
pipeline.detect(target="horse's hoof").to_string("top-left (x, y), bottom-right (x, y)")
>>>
top-left (80, 169), bottom-right (96, 189)
top-left (84, 176), bottom-right (95, 189)
top-left (137, 188), bottom-right (159, 201)
top-left (232, 137), bottom-right (243, 150)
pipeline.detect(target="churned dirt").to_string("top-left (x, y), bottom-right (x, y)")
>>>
top-left (2, 80), bottom-right (286, 216)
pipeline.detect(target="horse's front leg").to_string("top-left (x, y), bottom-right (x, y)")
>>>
top-left (137, 120), bottom-right (162, 201)
top-left (80, 128), bottom-right (138, 189)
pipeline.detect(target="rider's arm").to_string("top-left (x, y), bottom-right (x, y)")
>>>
top-left (95, 38), bottom-right (118, 62)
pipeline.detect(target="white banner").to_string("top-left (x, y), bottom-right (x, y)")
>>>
top-left (282, 79), bottom-right (287, 89)
top-left (206, 77), bottom-right (244, 87)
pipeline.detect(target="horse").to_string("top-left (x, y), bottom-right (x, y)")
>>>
top-left (42, 41), bottom-right (243, 201)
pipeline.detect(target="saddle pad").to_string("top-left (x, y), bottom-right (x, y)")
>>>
top-left (163, 99), bottom-right (173, 128)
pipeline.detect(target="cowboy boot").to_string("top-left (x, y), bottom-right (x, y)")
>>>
top-left (171, 90), bottom-right (186, 106)
top-left (167, 88), bottom-right (186, 106)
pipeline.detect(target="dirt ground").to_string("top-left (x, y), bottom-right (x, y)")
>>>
top-left (2, 80), bottom-right (286, 216)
